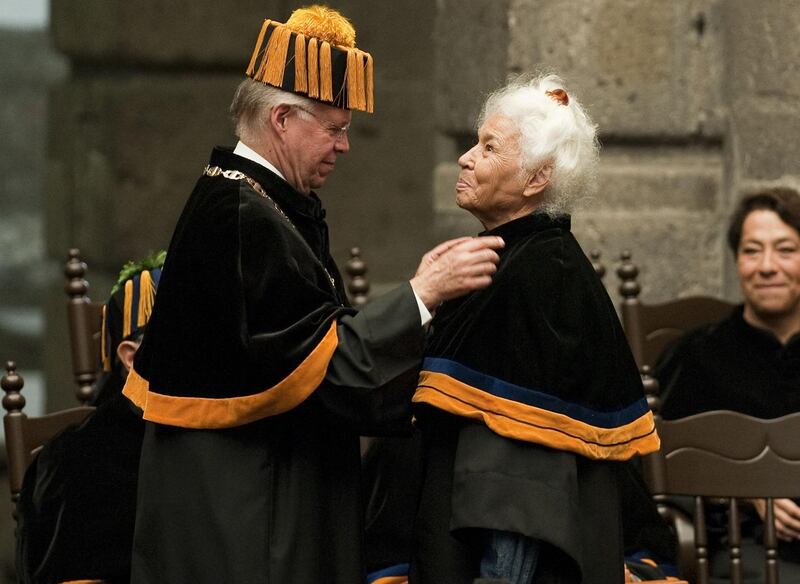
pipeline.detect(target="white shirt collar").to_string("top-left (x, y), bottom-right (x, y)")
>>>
top-left (233, 141), bottom-right (286, 181)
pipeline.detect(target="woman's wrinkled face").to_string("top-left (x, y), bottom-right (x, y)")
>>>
top-left (738, 209), bottom-right (800, 320)
top-left (456, 114), bottom-right (528, 227)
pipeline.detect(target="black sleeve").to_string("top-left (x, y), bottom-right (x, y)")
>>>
top-left (314, 283), bottom-right (426, 434)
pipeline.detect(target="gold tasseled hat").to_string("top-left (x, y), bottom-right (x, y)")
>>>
top-left (101, 251), bottom-right (166, 372)
top-left (245, 5), bottom-right (374, 113)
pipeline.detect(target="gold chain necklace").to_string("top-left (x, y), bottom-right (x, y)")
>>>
top-left (204, 165), bottom-right (337, 292)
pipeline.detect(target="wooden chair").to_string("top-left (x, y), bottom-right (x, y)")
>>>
top-left (64, 249), bottom-right (104, 405)
top-left (1, 361), bottom-right (94, 516)
top-left (645, 388), bottom-right (800, 584)
top-left (615, 252), bottom-right (800, 582)
top-left (615, 250), bottom-right (735, 370)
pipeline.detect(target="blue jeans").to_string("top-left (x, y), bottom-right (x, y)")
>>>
top-left (480, 530), bottom-right (540, 584)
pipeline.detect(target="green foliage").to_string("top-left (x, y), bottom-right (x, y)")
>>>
top-left (110, 250), bottom-right (167, 295)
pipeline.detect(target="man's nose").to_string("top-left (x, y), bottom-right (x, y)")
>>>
top-left (335, 132), bottom-right (350, 153)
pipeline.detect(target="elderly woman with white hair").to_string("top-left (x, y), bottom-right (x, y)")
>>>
top-left (409, 75), bottom-right (660, 584)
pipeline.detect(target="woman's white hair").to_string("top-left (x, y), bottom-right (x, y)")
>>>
top-left (230, 78), bottom-right (318, 145)
top-left (479, 73), bottom-right (599, 216)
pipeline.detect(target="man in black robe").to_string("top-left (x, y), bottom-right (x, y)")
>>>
top-left (122, 6), bottom-right (504, 583)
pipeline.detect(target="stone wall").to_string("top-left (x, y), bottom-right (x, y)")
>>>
top-left (0, 26), bottom-right (68, 584)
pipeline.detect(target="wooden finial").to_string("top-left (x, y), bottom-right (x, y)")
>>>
top-left (590, 249), bottom-right (606, 280)
top-left (64, 249), bottom-right (98, 405)
top-left (345, 246), bottom-right (370, 307)
top-left (2, 361), bottom-right (25, 414)
top-left (64, 248), bottom-right (89, 299)
top-left (617, 250), bottom-right (641, 300)
top-left (640, 365), bottom-right (662, 416)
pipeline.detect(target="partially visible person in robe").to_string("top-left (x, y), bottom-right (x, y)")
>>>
top-left (16, 251), bottom-right (165, 584)
top-left (409, 73), bottom-right (660, 584)
top-left (658, 187), bottom-right (800, 583)
top-left (121, 6), bottom-right (504, 584)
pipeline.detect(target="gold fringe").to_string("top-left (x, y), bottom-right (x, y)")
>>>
top-left (258, 24), bottom-right (292, 86)
top-left (345, 49), bottom-right (359, 110)
top-left (307, 38), bottom-right (319, 98)
top-left (246, 19), bottom-right (271, 77)
top-left (365, 52), bottom-right (374, 113)
top-left (294, 33), bottom-right (307, 93)
top-left (137, 270), bottom-right (154, 328)
top-left (319, 41), bottom-right (333, 102)
top-left (101, 304), bottom-right (110, 372)
top-left (355, 50), bottom-right (366, 111)
top-left (122, 279), bottom-right (133, 339)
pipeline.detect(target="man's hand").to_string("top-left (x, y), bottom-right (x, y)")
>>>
top-left (751, 498), bottom-right (800, 541)
top-left (409, 236), bottom-right (505, 310)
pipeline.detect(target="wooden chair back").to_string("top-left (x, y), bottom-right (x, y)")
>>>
top-left (64, 249), bottom-right (104, 405)
top-left (345, 246), bottom-right (371, 306)
top-left (616, 250), bottom-right (735, 369)
top-left (647, 400), bottom-right (800, 584)
top-left (1, 362), bottom-right (94, 513)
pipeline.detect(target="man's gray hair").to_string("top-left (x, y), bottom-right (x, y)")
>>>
top-left (479, 73), bottom-right (600, 217)
top-left (230, 79), bottom-right (318, 144)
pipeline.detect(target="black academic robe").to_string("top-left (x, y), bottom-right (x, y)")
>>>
top-left (125, 147), bottom-right (424, 584)
top-left (410, 213), bottom-right (659, 584)
top-left (16, 370), bottom-right (141, 584)
top-left (659, 305), bottom-right (800, 421)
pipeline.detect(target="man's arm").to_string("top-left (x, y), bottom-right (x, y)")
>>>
top-left (315, 236), bottom-right (505, 434)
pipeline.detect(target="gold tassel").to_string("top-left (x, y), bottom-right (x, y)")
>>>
top-left (246, 19), bottom-right (271, 77)
top-left (258, 24), bottom-right (292, 86)
top-left (294, 33), bottom-right (307, 93)
top-left (319, 41), bottom-right (333, 102)
top-left (355, 50), bottom-right (366, 111)
top-left (307, 38), bottom-right (319, 98)
top-left (365, 52), bottom-right (374, 113)
top-left (346, 49), bottom-right (358, 110)
top-left (101, 304), bottom-right (110, 372)
top-left (137, 270), bottom-right (155, 327)
top-left (123, 279), bottom-right (133, 339)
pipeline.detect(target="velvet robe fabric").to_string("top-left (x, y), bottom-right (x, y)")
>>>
top-left (413, 214), bottom-right (657, 462)
top-left (127, 147), bottom-right (425, 584)
top-left (659, 305), bottom-right (800, 420)
top-left (411, 213), bottom-right (658, 583)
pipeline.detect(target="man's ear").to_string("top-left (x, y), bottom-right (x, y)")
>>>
top-left (270, 104), bottom-right (293, 134)
top-left (523, 163), bottom-right (553, 198)
top-left (116, 340), bottom-right (141, 373)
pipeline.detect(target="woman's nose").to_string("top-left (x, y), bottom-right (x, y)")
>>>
top-left (759, 249), bottom-right (778, 273)
top-left (458, 146), bottom-right (476, 168)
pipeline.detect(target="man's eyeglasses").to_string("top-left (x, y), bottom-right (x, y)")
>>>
top-left (293, 106), bottom-right (350, 142)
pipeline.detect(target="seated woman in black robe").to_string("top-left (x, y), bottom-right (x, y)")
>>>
top-left (409, 74), bottom-right (660, 584)
top-left (16, 252), bottom-right (164, 584)
top-left (658, 187), bottom-right (800, 584)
